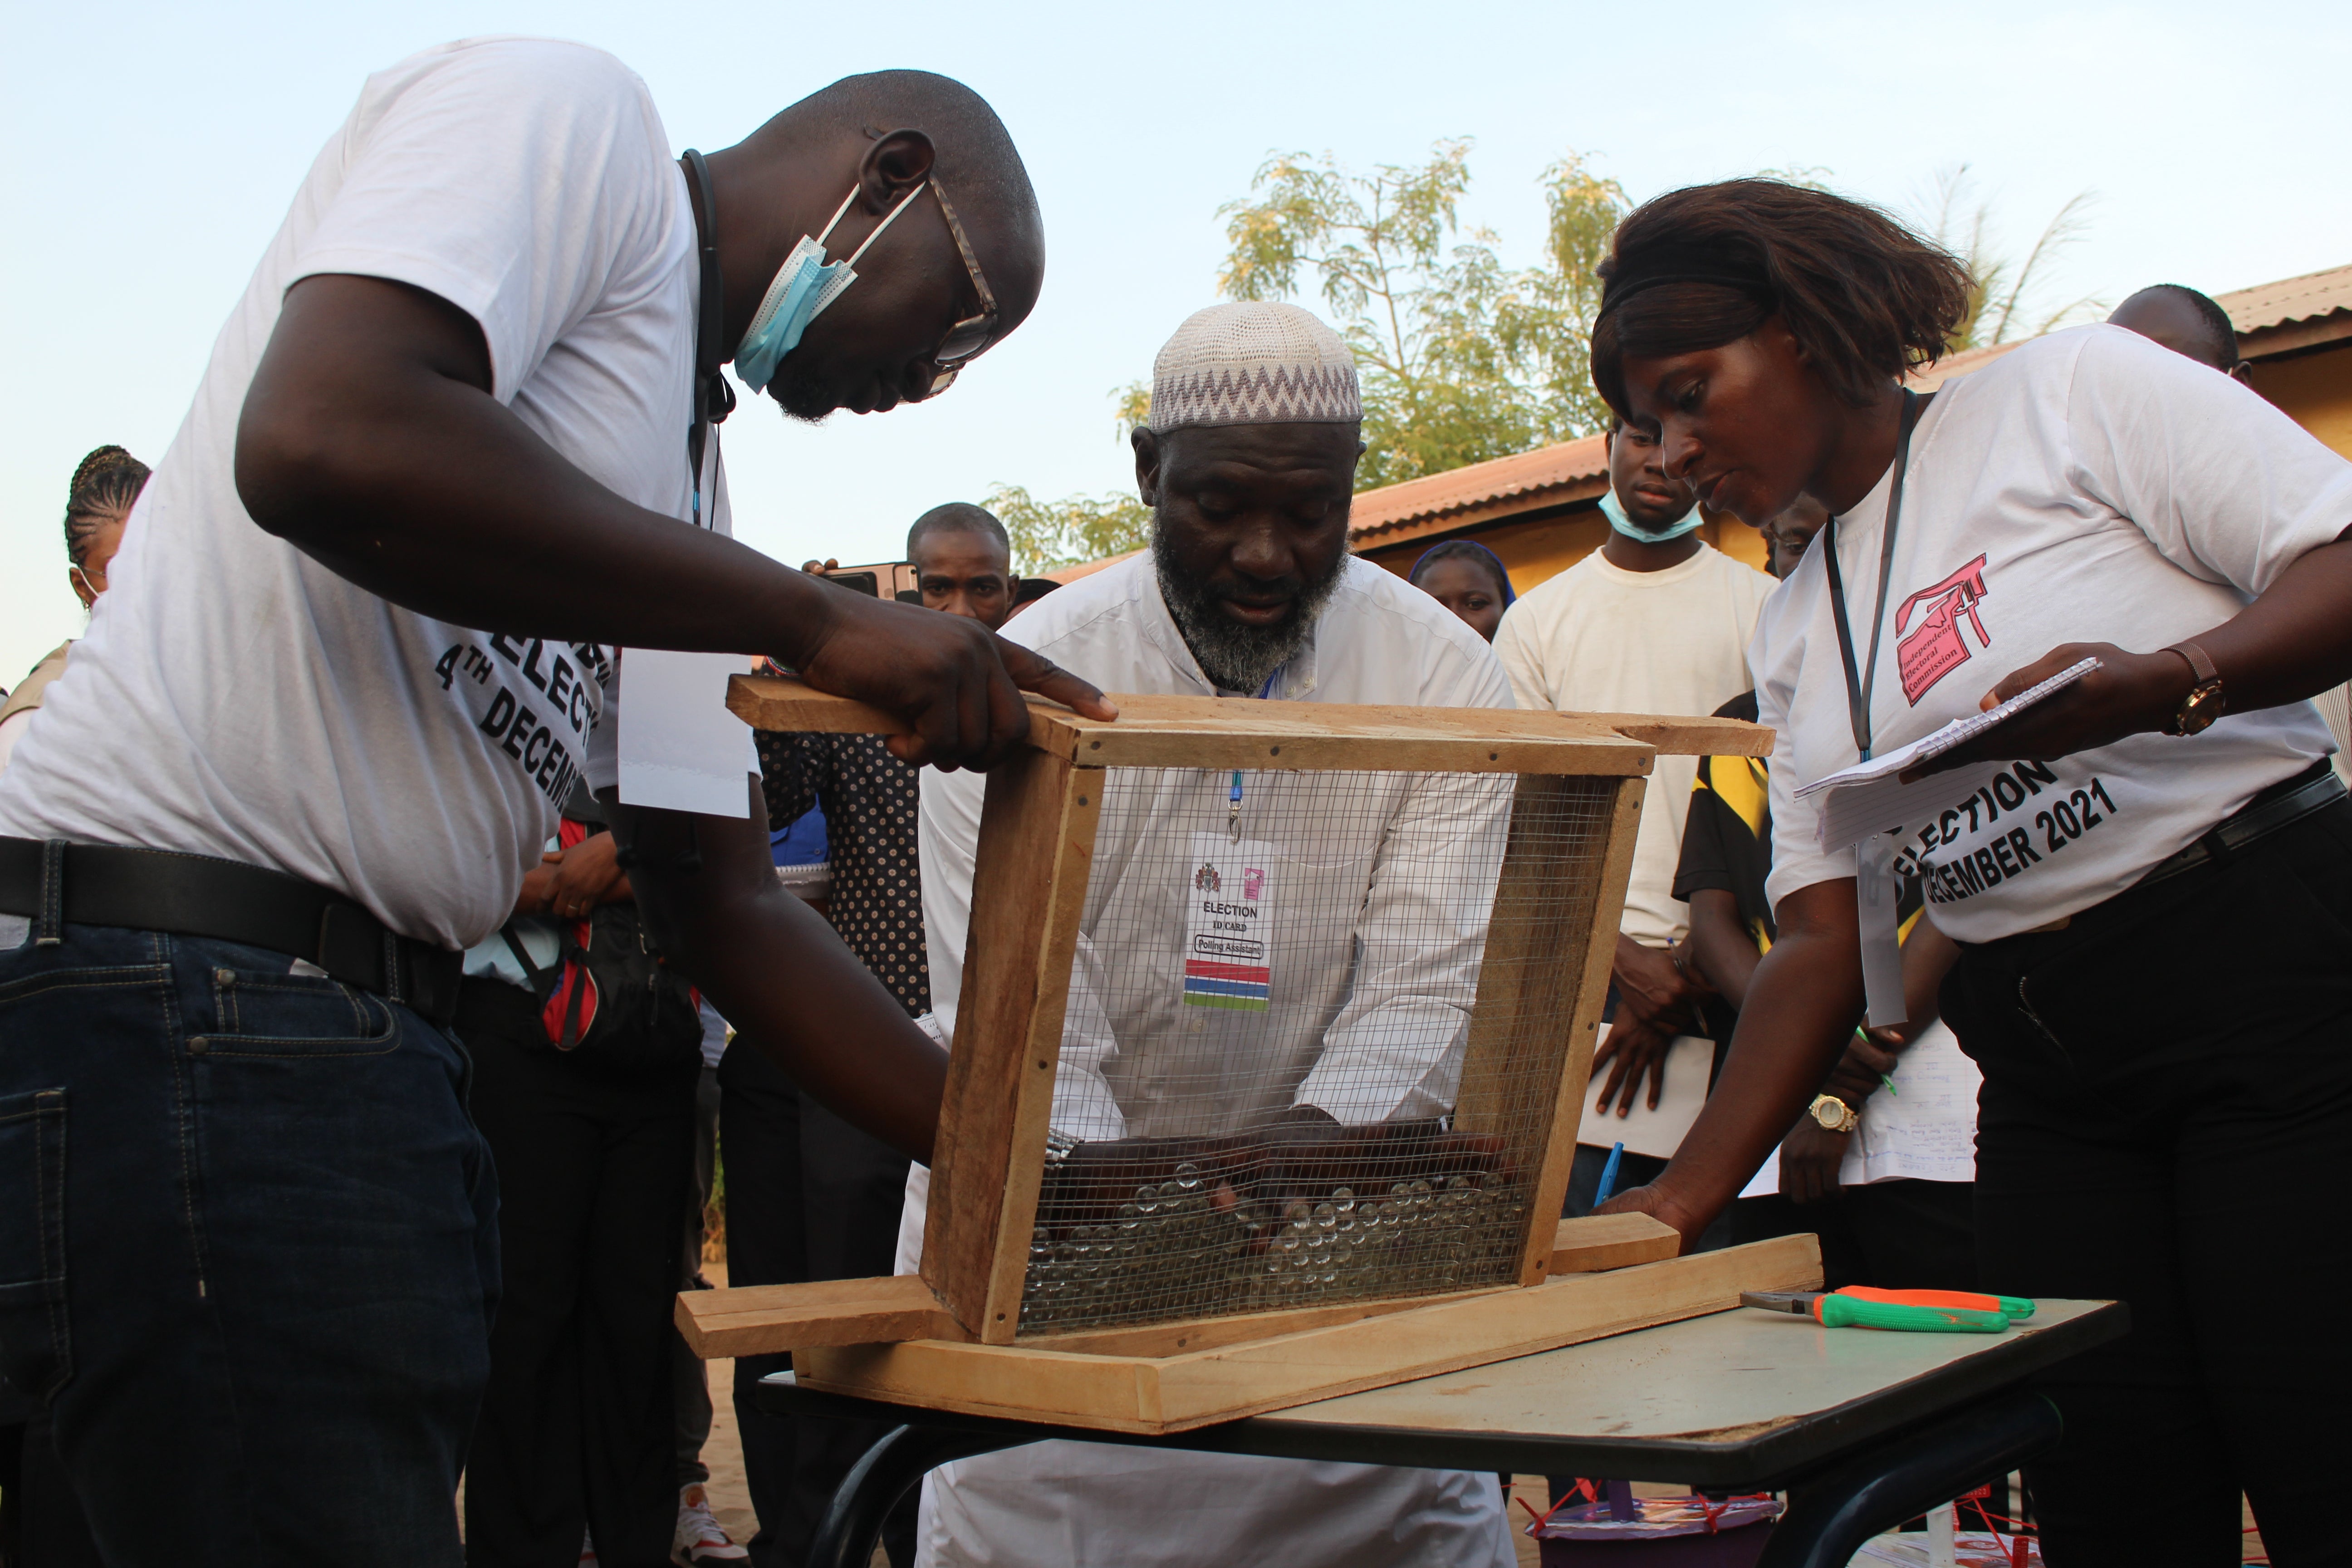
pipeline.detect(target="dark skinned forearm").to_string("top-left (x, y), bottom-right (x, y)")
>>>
top-left (1607, 880), bottom-right (1866, 1242)
top-left (1683, 888), bottom-right (1762, 1012)
top-left (236, 274), bottom-right (837, 660)
top-left (2190, 536), bottom-right (2352, 711)
top-left (606, 780), bottom-right (946, 1165)
top-left (235, 274), bottom-right (1119, 773)
top-left (1930, 534), bottom-right (2352, 775)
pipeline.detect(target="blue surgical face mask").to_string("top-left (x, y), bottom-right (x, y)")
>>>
top-left (1600, 483), bottom-right (1703, 543)
top-left (733, 181), bottom-right (927, 393)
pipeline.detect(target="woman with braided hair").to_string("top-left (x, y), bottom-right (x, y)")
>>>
top-left (1588, 179), bottom-right (2352, 1564)
top-left (0, 445), bottom-right (149, 775)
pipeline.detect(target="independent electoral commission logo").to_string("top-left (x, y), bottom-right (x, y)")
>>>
top-left (1895, 555), bottom-right (1990, 705)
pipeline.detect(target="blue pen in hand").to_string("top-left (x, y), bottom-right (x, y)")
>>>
top-left (1592, 1141), bottom-right (1626, 1206)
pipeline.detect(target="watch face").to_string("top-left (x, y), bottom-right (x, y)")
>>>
top-left (2179, 682), bottom-right (2225, 736)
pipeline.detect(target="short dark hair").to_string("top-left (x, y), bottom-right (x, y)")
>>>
top-left (64, 445), bottom-right (149, 567)
top-left (2124, 284), bottom-right (2240, 372)
top-left (1591, 180), bottom-right (1973, 417)
top-left (1408, 539), bottom-right (1514, 605)
top-left (1011, 576), bottom-right (1061, 606)
top-left (906, 501), bottom-right (1009, 559)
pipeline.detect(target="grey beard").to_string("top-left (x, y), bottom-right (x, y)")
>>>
top-left (1151, 522), bottom-right (1347, 694)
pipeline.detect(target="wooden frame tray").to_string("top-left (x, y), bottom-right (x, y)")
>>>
top-left (691, 676), bottom-right (1779, 1423)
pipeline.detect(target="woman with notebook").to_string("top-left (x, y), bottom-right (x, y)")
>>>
top-left (1588, 180), bottom-right (2352, 1565)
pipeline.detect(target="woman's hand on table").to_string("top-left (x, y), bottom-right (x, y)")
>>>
top-left (1594, 1183), bottom-right (1701, 1253)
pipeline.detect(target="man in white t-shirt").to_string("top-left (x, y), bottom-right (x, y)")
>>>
top-left (1492, 417), bottom-right (1773, 1203)
top-left (0, 39), bottom-right (1107, 1566)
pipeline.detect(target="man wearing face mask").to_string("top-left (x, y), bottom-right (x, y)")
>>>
top-left (0, 39), bottom-right (1111, 1568)
top-left (1493, 415), bottom-right (1773, 1208)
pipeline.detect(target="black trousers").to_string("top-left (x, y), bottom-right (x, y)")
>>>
top-left (459, 979), bottom-right (699, 1568)
top-left (1731, 1180), bottom-right (1977, 1292)
top-left (1942, 798), bottom-right (2352, 1568)
top-left (676, 1062), bottom-right (721, 1489)
top-left (719, 1041), bottom-right (915, 1568)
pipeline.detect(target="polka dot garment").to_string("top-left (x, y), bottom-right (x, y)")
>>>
top-left (755, 729), bottom-right (931, 1016)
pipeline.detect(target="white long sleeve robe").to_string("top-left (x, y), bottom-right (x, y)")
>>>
top-left (897, 554), bottom-right (1518, 1568)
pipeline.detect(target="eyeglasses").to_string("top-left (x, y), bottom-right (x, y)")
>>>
top-left (922, 178), bottom-right (999, 397)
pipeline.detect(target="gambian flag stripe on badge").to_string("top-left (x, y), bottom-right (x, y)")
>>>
top-left (1183, 959), bottom-right (1269, 1010)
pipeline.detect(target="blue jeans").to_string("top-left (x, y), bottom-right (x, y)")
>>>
top-left (0, 921), bottom-right (499, 1564)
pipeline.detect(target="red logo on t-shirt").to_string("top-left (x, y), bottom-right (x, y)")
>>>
top-left (1893, 556), bottom-right (1991, 705)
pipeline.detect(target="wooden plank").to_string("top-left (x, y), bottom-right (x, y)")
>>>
top-left (1450, 774), bottom-right (1628, 1287)
top-left (675, 1275), bottom-right (963, 1357)
top-left (677, 1214), bottom-right (1682, 1362)
top-left (1047, 699), bottom-right (1652, 775)
top-left (726, 676), bottom-right (1678, 776)
top-left (797, 1235), bottom-right (1823, 1435)
top-left (1502, 774), bottom-right (1645, 1285)
top-left (1548, 1212), bottom-right (1682, 1275)
top-left (920, 754), bottom-right (1103, 1341)
top-left (1020, 1287), bottom-right (1507, 1358)
top-left (1583, 713), bottom-right (1774, 757)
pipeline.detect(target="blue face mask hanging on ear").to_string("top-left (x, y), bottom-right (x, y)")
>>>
top-left (733, 180), bottom-right (928, 393)
top-left (1600, 484), bottom-right (1705, 543)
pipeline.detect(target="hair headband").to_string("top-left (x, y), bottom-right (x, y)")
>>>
top-left (1596, 250), bottom-right (1774, 320)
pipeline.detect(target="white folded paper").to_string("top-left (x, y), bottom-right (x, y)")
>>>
top-left (615, 648), bottom-right (755, 817)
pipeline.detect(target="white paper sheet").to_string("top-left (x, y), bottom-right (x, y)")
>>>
top-left (615, 648), bottom-right (754, 817)
top-left (1738, 1021), bottom-right (1980, 1197)
top-left (1578, 1028), bottom-right (1716, 1161)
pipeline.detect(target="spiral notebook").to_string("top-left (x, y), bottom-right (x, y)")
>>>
top-left (1798, 657), bottom-right (2102, 850)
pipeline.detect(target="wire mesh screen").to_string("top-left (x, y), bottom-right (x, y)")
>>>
top-left (1019, 765), bottom-right (1620, 1336)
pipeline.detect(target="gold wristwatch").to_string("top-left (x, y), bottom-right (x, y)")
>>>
top-left (2164, 641), bottom-right (2225, 737)
top-left (1808, 1093), bottom-right (1860, 1133)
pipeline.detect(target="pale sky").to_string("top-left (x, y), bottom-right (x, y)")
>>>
top-left (5, 0), bottom-right (2349, 682)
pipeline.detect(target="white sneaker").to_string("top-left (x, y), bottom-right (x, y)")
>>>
top-left (673, 1483), bottom-right (749, 1564)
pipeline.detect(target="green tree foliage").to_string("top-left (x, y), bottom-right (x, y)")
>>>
top-left (986, 384), bottom-right (1157, 574)
top-left (1216, 140), bottom-right (1628, 490)
top-left (986, 484), bottom-right (1154, 575)
top-left (1922, 164), bottom-right (2101, 349)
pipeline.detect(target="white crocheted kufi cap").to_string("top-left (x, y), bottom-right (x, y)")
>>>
top-left (1148, 303), bottom-right (1362, 432)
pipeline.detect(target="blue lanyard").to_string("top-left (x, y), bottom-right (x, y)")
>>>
top-left (1227, 670), bottom-right (1282, 841)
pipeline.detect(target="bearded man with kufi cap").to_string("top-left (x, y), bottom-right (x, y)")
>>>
top-left (891, 302), bottom-right (1519, 1567)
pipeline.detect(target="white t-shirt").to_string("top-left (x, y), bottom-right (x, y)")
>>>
top-left (1493, 541), bottom-right (1774, 945)
top-left (0, 39), bottom-right (719, 950)
top-left (1758, 325), bottom-right (2352, 942)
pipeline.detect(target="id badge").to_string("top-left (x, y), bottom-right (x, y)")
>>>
top-left (1182, 833), bottom-right (1274, 1011)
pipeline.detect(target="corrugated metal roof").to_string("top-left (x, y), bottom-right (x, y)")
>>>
top-left (2217, 263), bottom-right (2352, 334)
top-left (1347, 433), bottom-right (1608, 544)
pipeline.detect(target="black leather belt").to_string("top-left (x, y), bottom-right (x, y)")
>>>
top-left (2138, 759), bottom-right (2348, 889)
top-left (0, 837), bottom-right (462, 1027)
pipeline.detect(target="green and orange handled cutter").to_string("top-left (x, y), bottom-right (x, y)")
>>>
top-left (1739, 1286), bottom-right (2036, 1333)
